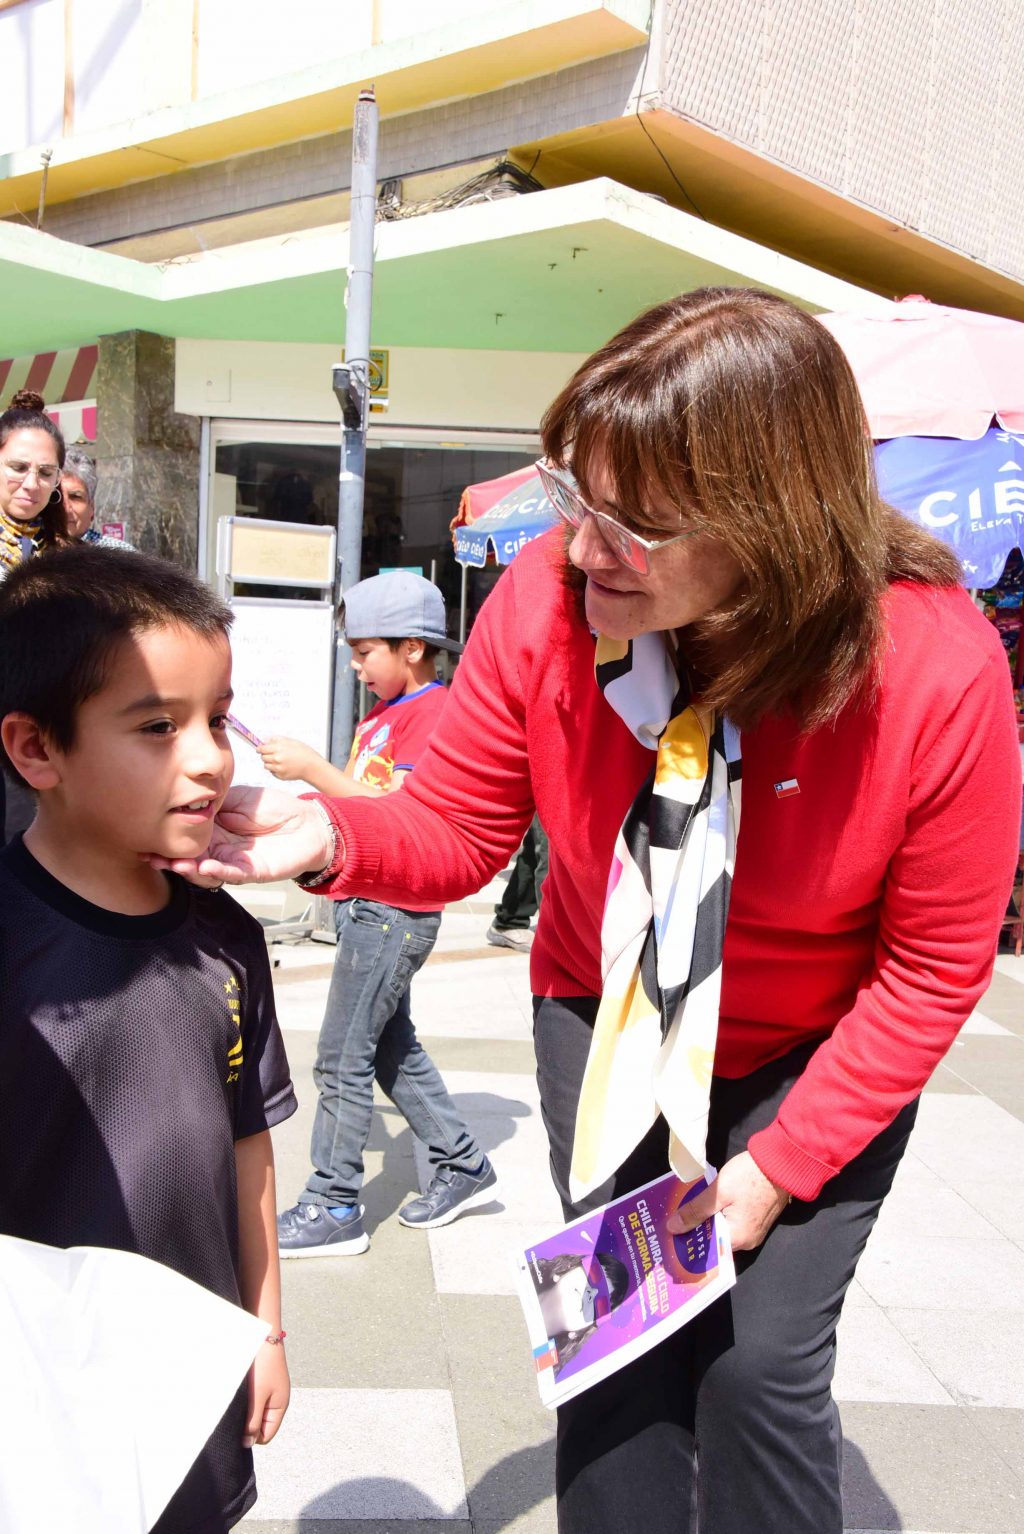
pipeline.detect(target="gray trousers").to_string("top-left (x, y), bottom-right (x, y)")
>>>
top-left (301, 897), bottom-right (482, 1207)
top-left (533, 995), bottom-right (917, 1534)
top-left (492, 816), bottom-right (548, 931)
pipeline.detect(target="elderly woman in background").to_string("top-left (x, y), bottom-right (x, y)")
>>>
top-left (152, 288), bottom-right (1021, 1534)
top-left (62, 447), bottom-right (135, 549)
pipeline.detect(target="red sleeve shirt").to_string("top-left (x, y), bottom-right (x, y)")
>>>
top-left (310, 531), bottom-right (1021, 1200)
top-left (347, 681), bottom-right (448, 788)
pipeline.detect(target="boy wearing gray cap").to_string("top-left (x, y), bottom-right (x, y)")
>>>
top-left (260, 570), bottom-right (497, 1256)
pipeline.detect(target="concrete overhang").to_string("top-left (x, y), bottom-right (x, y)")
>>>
top-left (0, 177), bottom-right (892, 358)
top-left (511, 112), bottom-right (1024, 323)
top-left (0, 0), bottom-right (649, 217)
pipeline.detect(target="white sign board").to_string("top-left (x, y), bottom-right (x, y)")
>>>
top-left (217, 516), bottom-right (335, 590)
top-left (228, 598), bottom-right (335, 794)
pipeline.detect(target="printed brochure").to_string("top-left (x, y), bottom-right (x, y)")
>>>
top-left (515, 1169), bottom-right (735, 1408)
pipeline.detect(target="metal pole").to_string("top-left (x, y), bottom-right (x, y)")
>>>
top-left (330, 85), bottom-right (378, 767)
top-left (36, 149), bottom-right (52, 229)
top-left (459, 562), bottom-right (468, 645)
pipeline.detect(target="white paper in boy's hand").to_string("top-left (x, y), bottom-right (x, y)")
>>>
top-left (0, 1235), bottom-right (268, 1534)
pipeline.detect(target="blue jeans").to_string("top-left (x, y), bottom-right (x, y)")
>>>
top-left (301, 897), bottom-right (482, 1207)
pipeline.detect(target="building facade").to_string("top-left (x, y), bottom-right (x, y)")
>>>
top-left (1, 0), bottom-right (1021, 616)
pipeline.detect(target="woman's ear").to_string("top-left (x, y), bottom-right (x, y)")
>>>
top-left (1, 713), bottom-right (63, 790)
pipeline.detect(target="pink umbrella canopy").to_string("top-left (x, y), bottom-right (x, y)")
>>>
top-left (817, 295), bottom-right (1024, 440)
top-left (450, 464), bottom-right (539, 531)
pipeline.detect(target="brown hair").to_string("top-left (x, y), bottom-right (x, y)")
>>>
top-left (0, 388), bottom-right (69, 545)
top-left (541, 287), bottom-right (961, 729)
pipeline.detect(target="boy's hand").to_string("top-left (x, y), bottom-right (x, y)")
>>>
top-left (258, 736), bottom-right (320, 783)
top-left (147, 786), bottom-right (335, 886)
top-left (243, 1340), bottom-right (290, 1448)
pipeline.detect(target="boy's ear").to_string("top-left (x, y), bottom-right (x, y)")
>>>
top-left (1, 713), bottom-right (64, 790)
top-left (404, 637), bottom-right (427, 663)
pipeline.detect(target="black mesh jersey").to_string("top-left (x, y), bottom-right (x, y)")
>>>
top-left (0, 836), bottom-right (297, 1533)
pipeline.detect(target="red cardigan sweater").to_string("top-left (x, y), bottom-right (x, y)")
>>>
top-left (312, 532), bottom-right (1021, 1200)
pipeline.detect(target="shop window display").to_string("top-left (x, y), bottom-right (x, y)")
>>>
top-left (210, 438), bottom-right (534, 631)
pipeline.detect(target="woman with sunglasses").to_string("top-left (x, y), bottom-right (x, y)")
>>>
top-left (0, 390), bottom-right (68, 578)
top-left (154, 288), bottom-right (1021, 1533)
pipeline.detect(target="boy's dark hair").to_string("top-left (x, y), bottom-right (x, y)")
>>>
top-left (0, 544), bottom-right (232, 786)
top-left (383, 635), bottom-right (441, 663)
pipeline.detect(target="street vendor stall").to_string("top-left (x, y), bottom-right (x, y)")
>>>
top-left (450, 465), bottom-right (556, 641)
top-left (821, 295), bottom-right (1024, 683)
top-left (820, 295), bottom-right (1024, 949)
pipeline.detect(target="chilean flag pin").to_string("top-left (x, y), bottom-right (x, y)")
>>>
top-left (774, 778), bottom-right (800, 799)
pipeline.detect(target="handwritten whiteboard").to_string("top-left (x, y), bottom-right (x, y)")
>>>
top-left (228, 598), bottom-right (335, 794)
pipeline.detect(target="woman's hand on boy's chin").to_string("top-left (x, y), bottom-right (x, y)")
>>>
top-left (146, 786), bottom-right (335, 887)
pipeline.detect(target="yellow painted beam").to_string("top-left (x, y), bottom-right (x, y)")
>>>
top-left (0, 2), bottom-right (647, 217)
top-left (510, 112), bottom-right (1024, 323)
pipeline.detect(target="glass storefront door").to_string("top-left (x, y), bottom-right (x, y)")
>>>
top-left (203, 421), bottom-right (538, 639)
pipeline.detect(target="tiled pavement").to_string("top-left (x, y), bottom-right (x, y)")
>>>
top-left (238, 884), bottom-right (1024, 1534)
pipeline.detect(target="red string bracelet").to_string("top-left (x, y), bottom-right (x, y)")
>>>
top-left (264, 1330), bottom-right (287, 1345)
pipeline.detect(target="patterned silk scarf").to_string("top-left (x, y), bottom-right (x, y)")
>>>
top-left (569, 631), bottom-right (742, 1203)
top-left (0, 510), bottom-right (45, 573)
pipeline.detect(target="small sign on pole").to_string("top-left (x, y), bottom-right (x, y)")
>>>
top-left (342, 347), bottom-right (389, 414)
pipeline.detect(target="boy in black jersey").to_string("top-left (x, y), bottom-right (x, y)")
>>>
top-left (0, 545), bottom-right (297, 1533)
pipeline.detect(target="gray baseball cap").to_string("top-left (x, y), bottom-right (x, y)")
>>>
top-left (340, 569), bottom-right (463, 653)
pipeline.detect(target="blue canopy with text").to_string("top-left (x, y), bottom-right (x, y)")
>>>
top-left (453, 473), bottom-right (557, 568)
top-left (874, 427), bottom-right (1024, 586)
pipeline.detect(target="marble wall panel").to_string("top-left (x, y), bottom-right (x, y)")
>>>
top-left (95, 330), bottom-right (200, 566)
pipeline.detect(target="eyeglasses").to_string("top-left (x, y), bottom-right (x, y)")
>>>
top-left (1, 460), bottom-right (62, 488)
top-left (536, 459), bottom-right (700, 576)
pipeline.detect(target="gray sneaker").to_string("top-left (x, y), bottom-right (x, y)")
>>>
top-left (486, 923), bottom-right (533, 952)
top-left (277, 1201), bottom-right (370, 1258)
top-left (398, 1158), bottom-right (499, 1229)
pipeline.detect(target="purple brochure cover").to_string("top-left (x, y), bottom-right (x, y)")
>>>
top-left (517, 1170), bottom-right (735, 1407)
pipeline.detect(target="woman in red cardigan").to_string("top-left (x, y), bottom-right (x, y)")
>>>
top-left (161, 289), bottom-right (1021, 1534)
